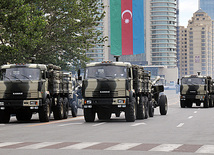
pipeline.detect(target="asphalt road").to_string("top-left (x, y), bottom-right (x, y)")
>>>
top-left (0, 90), bottom-right (214, 155)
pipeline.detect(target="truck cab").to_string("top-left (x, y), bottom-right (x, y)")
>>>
top-left (180, 75), bottom-right (214, 108)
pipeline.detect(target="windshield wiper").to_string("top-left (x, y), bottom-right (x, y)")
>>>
top-left (3, 76), bottom-right (12, 82)
top-left (21, 74), bottom-right (33, 82)
top-left (10, 75), bottom-right (23, 82)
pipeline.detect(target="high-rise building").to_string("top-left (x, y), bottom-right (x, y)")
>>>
top-left (179, 9), bottom-right (213, 76)
top-left (199, 0), bottom-right (214, 20)
top-left (86, 0), bottom-right (109, 62)
top-left (148, 0), bottom-right (177, 67)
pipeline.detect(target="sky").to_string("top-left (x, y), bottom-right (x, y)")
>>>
top-left (179, 0), bottom-right (199, 27)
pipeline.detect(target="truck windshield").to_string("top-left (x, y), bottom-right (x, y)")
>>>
top-left (85, 65), bottom-right (127, 79)
top-left (181, 78), bottom-right (206, 85)
top-left (2, 68), bottom-right (40, 81)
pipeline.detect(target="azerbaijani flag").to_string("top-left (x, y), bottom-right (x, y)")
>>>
top-left (110, 0), bottom-right (144, 55)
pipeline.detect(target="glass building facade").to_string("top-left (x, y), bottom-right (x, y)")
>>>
top-left (199, 0), bottom-right (214, 20)
top-left (150, 0), bottom-right (177, 67)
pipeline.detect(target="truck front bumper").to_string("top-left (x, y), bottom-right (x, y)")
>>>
top-left (0, 99), bottom-right (42, 110)
top-left (180, 95), bottom-right (206, 101)
top-left (83, 98), bottom-right (129, 108)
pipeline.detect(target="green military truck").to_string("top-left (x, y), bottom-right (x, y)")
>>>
top-left (179, 74), bottom-right (214, 108)
top-left (0, 64), bottom-right (72, 123)
top-left (82, 61), bottom-right (168, 122)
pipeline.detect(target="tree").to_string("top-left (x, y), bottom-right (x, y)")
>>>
top-left (0, 0), bottom-right (47, 64)
top-left (0, 0), bottom-right (105, 70)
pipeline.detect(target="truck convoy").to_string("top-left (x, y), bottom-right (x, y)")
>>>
top-left (179, 73), bottom-right (214, 108)
top-left (82, 61), bottom-right (168, 122)
top-left (0, 63), bottom-right (73, 123)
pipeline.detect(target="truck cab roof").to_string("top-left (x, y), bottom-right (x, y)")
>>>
top-left (86, 61), bottom-right (132, 67)
top-left (1, 64), bottom-right (47, 70)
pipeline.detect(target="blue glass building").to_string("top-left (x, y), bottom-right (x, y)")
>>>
top-left (199, 0), bottom-right (214, 20)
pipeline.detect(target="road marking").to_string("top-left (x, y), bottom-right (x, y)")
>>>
top-left (61, 142), bottom-right (100, 149)
top-left (177, 123), bottom-right (184, 128)
top-left (131, 123), bottom-right (146, 127)
top-left (27, 116), bottom-right (84, 127)
top-left (0, 142), bottom-right (22, 147)
top-left (58, 123), bottom-right (83, 127)
top-left (196, 145), bottom-right (214, 154)
top-left (18, 142), bottom-right (62, 149)
top-left (92, 122), bottom-right (106, 127)
top-left (194, 111), bottom-right (197, 114)
top-left (188, 116), bottom-right (193, 119)
top-left (105, 143), bottom-right (141, 150)
top-left (150, 144), bottom-right (182, 152)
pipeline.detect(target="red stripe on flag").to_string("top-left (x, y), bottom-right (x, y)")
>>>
top-left (121, 0), bottom-right (133, 55)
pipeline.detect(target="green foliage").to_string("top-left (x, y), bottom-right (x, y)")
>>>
top-left (0, 0), bottom-right (105, 70)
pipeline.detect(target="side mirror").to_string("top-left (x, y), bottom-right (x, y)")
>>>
top-left (177, 79), bottom-right (179, 85)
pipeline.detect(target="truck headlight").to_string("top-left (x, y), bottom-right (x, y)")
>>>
top-left (0, 102), bottom-right (4, 106)
top-left (86, 100), bottom-right (92, 104)
top-left (118, 99), bottom-right (125, 104)
top-left (180, 95), bottom-right (185, 99)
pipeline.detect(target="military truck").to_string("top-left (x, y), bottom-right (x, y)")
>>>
top-left (0, 64), bottom-right (72, 123)
top-left (82, 61), bottom-right (168, 122)
top-left (179, 73), bottom-right (214, 108)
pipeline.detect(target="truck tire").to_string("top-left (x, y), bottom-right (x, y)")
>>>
top-left (0, 110), bottom-right (10, 123)
top-left (84, 108), bottom-right (95, 122)
top-left (53, 97), bottom-right (64, 120)
top-left (97, 110), bottom-right (111, 120)
top-left (71, 101), bottom-right (78, 117)
top-left (144, 97), bottom-right (149, 119)
top-left (63, 97), bottom-right (69, 119)
top-left (149, 101), bottom-right (154, 117)
top-left (125, 97), bottom-right (136, 122)
top-left (16, 111), bottom-right (32, 121)
top-left (209, 98), bottom-right (213, 107)
top-left (39, 98), bottom-right (51, 122)
top-left (186, 100), bottom-right (193, 108)
top-left (136, 96), bottom-right (145, 119)
top-left (159, 95), bottom-right (168, 115)
top-left (180, 100), bottom-right (186, 108)
top-left (204, 99), bottom-right (209, 108)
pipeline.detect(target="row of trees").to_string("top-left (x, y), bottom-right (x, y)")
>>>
top-left (0, 0), bottom-right (105, 70)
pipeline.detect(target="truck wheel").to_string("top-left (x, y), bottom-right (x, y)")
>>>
top-left (159, 95), bottom-right (168, 115)
top-left (97, 111), bottom-right (111, 120)
top-left (71, 101), bottom-right (78, 117)
top-left (180, 100), bottom-right (186, 108)
top-left (53, 97), bottom-right (64, 120)
top-left (209, 98), bottom-right (213, 107)
top-left (136, 96), bottom-right (145, 119)
top-left (84, 108), bottom-right (95, 122)
top-left (149, 101), bottom-right (154, 117)
top-left (144, 97), bottom-right (149, 119)
top-left (39, 98), bottom-right (51, 122)
top-left (125, 97), bottom-right (136, 122)
top-left (63, 97), bottom-right (69, 119)
top-left (16, 111), bottom-right (32, 121)
top-left (186, 100), bottom-right (193, 108)
top-left (204, 99), bottom-right (209, 108)
top-left (0, 110), bottom-right (10, 123)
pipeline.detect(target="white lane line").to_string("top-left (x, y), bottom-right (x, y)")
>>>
top-left (61, 142), bottom-right (100, 149)
top-left (177, 123), bottom-right (184, 128)
top-left (188, 116), bottom-right (193, 119)
top-left (194, 111), bottom-right (197, 114)
top-left (196, 145), bottom-right (214, 154)
top-left (18, 142), bottom-right (62, 149)
top-left (0, 142), bottom-right (22, 147)
top-left (105, 143), bottom-right (141, 150)
top-left (131, 123), bottom-right (146, 127)
top-left (59, 123), bottom-right (83, 127)
top-left (92, 122), bottom-right (106, 127)
top-left (150, 144), bottom-right (182, 152)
